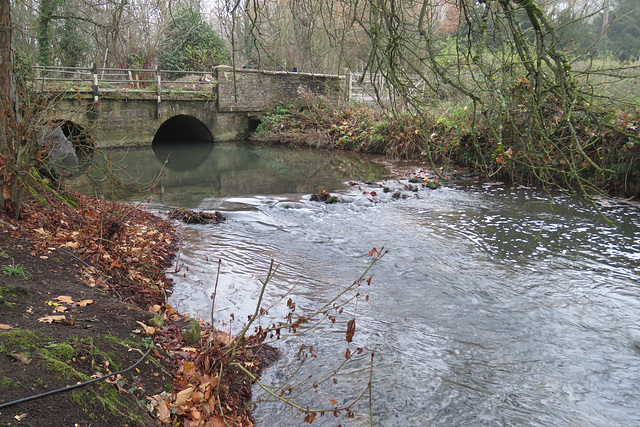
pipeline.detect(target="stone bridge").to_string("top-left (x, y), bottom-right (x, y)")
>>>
top-left (41, 65), bottom-right (349, 148)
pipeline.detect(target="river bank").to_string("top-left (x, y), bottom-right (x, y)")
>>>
top-left (0, 178), bottom-right (272, 426)
top-left (249, 98), bottom-right (640, 199)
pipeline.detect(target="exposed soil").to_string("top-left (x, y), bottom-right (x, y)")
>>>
top-left (0, 229), bottom-right (172, 426)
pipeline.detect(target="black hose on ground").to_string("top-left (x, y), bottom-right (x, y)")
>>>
top-left (0, 347), bottom-right (152, 410)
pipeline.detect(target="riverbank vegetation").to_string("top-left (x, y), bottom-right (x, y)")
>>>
top-left (1, 0), bottom-right (640, 423)
top-left (252, 78), bottom-right (640, 198)
top-left (243, 0), bottom-right (640, 199)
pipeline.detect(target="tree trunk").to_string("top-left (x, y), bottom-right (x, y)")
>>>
top-left (0, 0), bottom-right (15, 214)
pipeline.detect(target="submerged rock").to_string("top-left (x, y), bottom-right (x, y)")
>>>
top-left (168, 208), bottom-right (226, 224)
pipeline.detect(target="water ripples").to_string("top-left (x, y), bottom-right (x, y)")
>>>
top-left (167, 184), bottom-right (640, 426)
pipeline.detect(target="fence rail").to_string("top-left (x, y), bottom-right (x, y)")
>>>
top-left (32, 63), bottom-right (217, 118)
top-left (32, 64), bottom-right (216, 97)
top-left (32, 64), bottom-right (387, 109)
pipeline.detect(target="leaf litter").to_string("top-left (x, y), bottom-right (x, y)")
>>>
top-left (1, 182), bottom-right (278, 426)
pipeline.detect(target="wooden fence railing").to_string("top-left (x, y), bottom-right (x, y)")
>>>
top-left (32, 64), bottom-right (390, 109)
top-left (32, 64), bottom-right (215, 97)
top-left (32, 63), bottom-right (217, 118)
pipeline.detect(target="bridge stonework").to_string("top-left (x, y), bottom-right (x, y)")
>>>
top-left (44, 66), bottom-right (346, 147)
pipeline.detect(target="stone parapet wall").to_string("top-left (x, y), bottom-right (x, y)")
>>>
top-left (215, 66), bottom-right (345, 112)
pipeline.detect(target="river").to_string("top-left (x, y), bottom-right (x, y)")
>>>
top-left (70, 141), bottom-right (640, 426)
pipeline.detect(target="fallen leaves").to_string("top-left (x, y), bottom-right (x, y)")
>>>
top-left (10, 353), bottom-right (31, 364)
top-left (19, 187), bottom-right (177, 309)
top-left (46, 295), bottom-right (96, 310)
top-left (174, 386), bottom-right (195, 406)
top-left (145, 310), bottom-right (275, 427)
top-left (135, 321), bottom-right (157, 336)
top-left (10, 185), bottom-right (275, 426)
top-left (54, 295), bottom-right (74, 304)
top-left (37, 315), bottom-right (66, 324)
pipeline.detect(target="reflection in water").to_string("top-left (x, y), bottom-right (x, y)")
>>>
top-left (153, 140), bottom-right (214, 171)
top-left (69, 141), bottom-right (392, 207)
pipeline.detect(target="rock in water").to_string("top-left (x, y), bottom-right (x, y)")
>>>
top-left (41, 126), bottom-right (79, 178)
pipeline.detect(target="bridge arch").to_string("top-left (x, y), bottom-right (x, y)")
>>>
top-left (152, 115), bottom-right (214, 171)
top-left (152, 115), bottom-right (214, 146)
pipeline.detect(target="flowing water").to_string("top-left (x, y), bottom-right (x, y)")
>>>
top-left (71, 142), bottom-right (640, 426)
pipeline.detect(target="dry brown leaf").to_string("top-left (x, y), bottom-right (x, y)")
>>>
top-left (10, 353), bottom-right (31, 364)
top-left (53, 306), bottom-right (68, 313)
top-left (54, 295), bottom-right (74, 304)
top-left (182, 361), bottom-right (196, 374)
top-left (78, 299), bottom-right (96, 307)
top-left (61, 241), bottom-right (79, 248)
top-left (156, 400), bottom-right (171, 424)
top-left (210, 415), bottom-right (226, 427)
top-left (38, 315), bottom-right (66, 323)
top-left (504, 147), bottom-right (513, 158)
top-left (346, 318), bottom-right (356, 343)
top-left (0, 323), bottom-right (12, 330)
top-left (135, 321), bottom-right (156, 335)
top-left (174, 386), bottom-right (195, 406)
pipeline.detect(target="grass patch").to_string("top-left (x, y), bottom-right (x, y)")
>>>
top-left (1, 259), bottom-right (33, 280)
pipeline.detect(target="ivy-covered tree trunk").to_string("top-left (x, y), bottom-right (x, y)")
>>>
top-left (37, 0), bottom-right (58, 66)
top-left (0, 0), bottom-right (16, 215)
top-left (1, 0), bottom-right (38, 219)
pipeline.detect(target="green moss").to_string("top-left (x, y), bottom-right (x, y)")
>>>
top-left (72, 384), bottom-right (149, 423)
top-left (55, 191), bottom-right (79, 208)
top-left (325, 196), bottom-right (339, 204)
top-left (0, 330), bottom-right (41, 351)
top-left (99, 334), bottom-right (139, 348)
top-left (58, 190), bottom-right (79, 208)
top-left (147, 314), bottom-right (164, 329)
top-left (44, 342), bottom-right (76, 360)
top-left (182, 318), bottom-right (201, 344)
top-left (42, 355), bottom-right (89, 381)
top-left (71, 389), bottom-right (99, 407)
top-left (0, 375), bottom-right (19, 391)
top-left (28, 184), bottom-right (51, 208)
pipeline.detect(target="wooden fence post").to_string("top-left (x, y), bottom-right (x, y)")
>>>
top-left (91, 63), bottom-right (99, 104)
top-left (156, 65), bottom-right (162, 119)
top-left (344, 68), bottom-right (352, 101)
